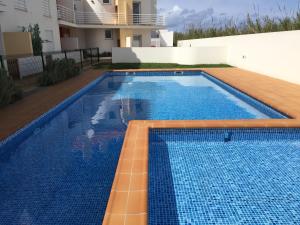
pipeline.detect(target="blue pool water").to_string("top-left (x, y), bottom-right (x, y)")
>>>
top-left (149, 129), bottom-right (300, 225)
top-left (0, 72), bottom-right (286, 224)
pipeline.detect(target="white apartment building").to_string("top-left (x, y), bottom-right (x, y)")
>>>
top-left (0, 0), bottom-right (165, 55)
top-left (0, 0), bottom-right (62, 54)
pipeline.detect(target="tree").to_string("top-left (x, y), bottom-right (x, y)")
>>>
top-left (23, 24), bottom-right (43, 55)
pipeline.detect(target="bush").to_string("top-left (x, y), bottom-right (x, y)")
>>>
top-left (0, 69), bottom-right (23, 107)
top-left (39, 58), bottom-right (81, 86)
top-left (100, 52), bottom-right (112, 57)
top-left (174, 10), bottom-right (300, 45)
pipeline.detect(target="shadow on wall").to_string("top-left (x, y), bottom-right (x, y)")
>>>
top-left (112, 47), bottom-right (143, 65)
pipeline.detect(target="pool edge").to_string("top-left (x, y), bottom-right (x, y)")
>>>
top-left (102, 118), bottom-right (300, 225)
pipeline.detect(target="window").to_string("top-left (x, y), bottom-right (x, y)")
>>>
top-left (103, 0), bottom-right (111, 4)
top-left (14, 0), bottom-right (27, 11)
top-left (44, 30), bottom-right (55, 52)
top-left (105, 30), bottom-right (113, 39)
top-left (0, 0), bottom-right (6, 6)
top-left (42, 0), bottom-right (51, 17)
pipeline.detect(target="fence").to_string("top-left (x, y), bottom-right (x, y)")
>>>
top-left (0, 47), bottom-right (110, 79)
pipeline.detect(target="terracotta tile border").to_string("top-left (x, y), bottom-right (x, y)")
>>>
top-left (103, 68), bottom-right (300, 225)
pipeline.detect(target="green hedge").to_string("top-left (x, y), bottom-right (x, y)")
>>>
top-left (39, 58), bottom-right (81, 86)
top-left (0, 69), bottom-right (23, 108)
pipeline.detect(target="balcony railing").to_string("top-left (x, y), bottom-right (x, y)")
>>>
top-left (57, 4), bottom-right (165, 27)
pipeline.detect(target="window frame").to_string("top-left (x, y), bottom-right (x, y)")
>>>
top-left (104, 29), bottom-right (113, 40)
top-left (14, 0), bottom-right (27, 12)
top-left (102, 0), bottom-right (111, 5)
top-left (42, 0), bottom-right (51, 18)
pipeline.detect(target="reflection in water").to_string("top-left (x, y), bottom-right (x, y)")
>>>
top-left (0, 75), bottom-right (274, 224)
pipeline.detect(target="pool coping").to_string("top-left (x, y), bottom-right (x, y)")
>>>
top-left (102, 68), bottom-right (300, 225)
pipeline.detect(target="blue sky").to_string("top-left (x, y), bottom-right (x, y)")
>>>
top-left (158, 0), bottom-right (300, 31)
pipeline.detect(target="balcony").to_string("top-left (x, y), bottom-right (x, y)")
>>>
top-left (57, 4), bottom-right (165, 27)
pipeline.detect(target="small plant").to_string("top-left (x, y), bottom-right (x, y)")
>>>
top-left (100, 52), bottom-right (112, 57)
top-left (0, 69), bottom-right (23, 108)
top-left (39, 59), bottom-right (81, 86)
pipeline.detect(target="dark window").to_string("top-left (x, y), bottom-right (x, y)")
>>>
top-left (105, 30), bottom-right (113, 39)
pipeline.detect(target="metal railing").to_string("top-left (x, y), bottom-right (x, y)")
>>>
top-left (75, 11), bottom-right (122, 25)
top-left (57, 4), bottom-right (165, 26)
top-left (57, 4), bottom-right (75, 24)
top-left (0, 47), bottom-right (106, 79)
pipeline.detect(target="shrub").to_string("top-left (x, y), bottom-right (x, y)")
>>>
top-left (0, 69), bottom-right (23, 108)
top-left (22, 24), bottom-right (43, 55)
top-left (100, 52), bottom-right (112, 57)
top-left (39, 58), bottom-right (81, 86)
top-left (174, 9), bottom-right (300, 45)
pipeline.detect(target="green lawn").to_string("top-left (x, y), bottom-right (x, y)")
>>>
top-left (94, 63), bottom-right (231, 70)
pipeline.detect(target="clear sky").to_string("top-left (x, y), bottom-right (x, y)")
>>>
top-left (158, 0), bottom-right (299, 31)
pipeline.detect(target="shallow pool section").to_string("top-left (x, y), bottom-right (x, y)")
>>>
top-left (0, 71), bottom-right (286, 224)
top-left (149, 129), bottom-right (300, 225)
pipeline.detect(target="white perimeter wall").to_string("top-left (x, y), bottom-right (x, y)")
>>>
top-left (160, 30), bottom-right (174, 47)
top-left (178, 30), bottom-right (300, 84)
top-left (112, 47), bottom-right (227, 64)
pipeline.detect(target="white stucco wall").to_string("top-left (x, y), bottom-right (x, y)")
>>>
top-left (178, 30), bottom-right (300, 84)
top-left (0, 0), bottom-right (61, 53)
top-left (159, 29), bottom-right (173, 47)
top-left (132, 29), bottom-right (152, 47)
top-left (84, 29), bottom-right (119, 52)
top-left (112, 47), bottom-right (227, 64)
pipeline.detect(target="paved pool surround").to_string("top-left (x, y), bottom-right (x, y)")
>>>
top-left (102, 68), bottom-right (300, 225)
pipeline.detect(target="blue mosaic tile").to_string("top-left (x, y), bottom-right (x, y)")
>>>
top-left (149, 128), bottom-right (300, 225)
top-left (0, 71), bottom-right (288, 224)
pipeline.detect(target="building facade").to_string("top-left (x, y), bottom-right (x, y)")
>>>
top-left (0, 0), bottom-right (165, 55)
top-left (0, 0), bottom-right (62, 55)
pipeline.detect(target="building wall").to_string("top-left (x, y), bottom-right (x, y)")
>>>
top-left (140, 0), bottom-right (156, 14)
top-left (70, 28), bottom-right (86, 49)
top-left (0, 26), bottom-right (4, 55)
top-left (159, 29), bottom-right (174, 47)
top-left (120, 28), bottom-right (133, 47)
top-left (178, 30), bottom-right (300, 85)
top-left (112, 47), bottom-right (227, 64)
top-left (77, 0), bottom-right (116, 13)
top-left (0, 0), bottom-right (61, 53)
top-left (85, 28), bottom-right (119, 52)
top-left (132, 29), bottom-right (151, 47)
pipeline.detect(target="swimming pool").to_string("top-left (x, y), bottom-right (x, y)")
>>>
top-left (0, 71), bottom-right (286, 224)
top-left (149, 128), bottom-right (300, 225)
